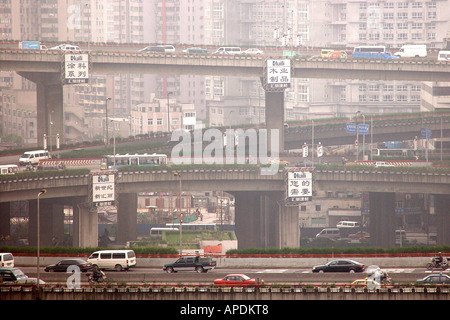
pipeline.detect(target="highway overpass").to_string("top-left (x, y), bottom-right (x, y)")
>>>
top-left (1, 48), bottom-right (449, 149)
top-left (0, 167), bottom-right (449, 250)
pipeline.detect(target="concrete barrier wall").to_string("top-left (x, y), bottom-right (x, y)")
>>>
top-left (1, 286), bottom-right (449, 300)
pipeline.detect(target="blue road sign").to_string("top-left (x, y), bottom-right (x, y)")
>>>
top-left (358, 124), bottom-right (369, 135)
top-left (346, 123), bottom-right (369, 134)
top-left (346, 123), bottom-right (356, 133)
top-left (421, 128), bottom-right (432, 139)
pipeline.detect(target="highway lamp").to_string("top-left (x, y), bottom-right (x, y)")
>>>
top-left (173, 172), bottom-right (183, 255)
top-left (355, 111), bottom-right (361, 162)
top-left (105, 97), bottom-right (111, 145)
top-left (37, 188), bottom-right (47, 288)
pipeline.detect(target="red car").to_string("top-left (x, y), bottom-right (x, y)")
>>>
top-left (214, 274), bottom-right (264, 287)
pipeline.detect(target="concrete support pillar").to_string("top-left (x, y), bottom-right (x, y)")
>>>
top-left (0, 202), bottom-right (11, 239)
top-left (74, 202), bottom-right (98, 248)
top-left (28, 199), bottom-right (65, 247)
top-left (235, 191), bottom-right (298, 249)
top-left (369, 192), bottom-right (396, 248)
top-left (435, 194), bottom-right (450, 245)
top-left (19, 72), bottom-right (64, 146)
top-left (279, 205), bottom-right (300, 248)
top-left (265, 91), bottom-right (285, 152)
top-left (117, 193), bottom-right (138, 245)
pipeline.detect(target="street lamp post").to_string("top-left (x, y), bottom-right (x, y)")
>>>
top-left (105, 97), bottom-right (111, 144)
top-left (355, 111), bottom-right (361, 162)
top-left (173, 172), bottom-right (182, 255)
top-left (37, 189), bottom-right (47, 288)
top-left (167, 92), bottom-right (173, 132)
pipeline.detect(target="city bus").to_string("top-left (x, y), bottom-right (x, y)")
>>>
top-left (104, 153), bottom-right (168, 169)
top-left (371, 148), bottom-right (415, 157)
top-left (352, 46), bottom-right (398, 59)
top-left (165, 223), bottom-right (217, 231)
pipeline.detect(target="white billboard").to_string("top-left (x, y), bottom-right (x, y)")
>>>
top-left (287, 171), bottom-right (312, 203)
top-left (266, 59), bottom-right (291, 90)
top-left (64, 54), bottom-right (89, 84)
top-left (92, 173), bottom-right (115, 206)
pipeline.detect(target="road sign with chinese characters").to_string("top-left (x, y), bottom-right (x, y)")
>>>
top-left (287, 171), bottom-right (312, 203)
top-left (64, 54), bottom-right (89, 84)
top-left (92, 173), bottom-right (115, 206)
top-left (266, 59), bottom-right (291, 90)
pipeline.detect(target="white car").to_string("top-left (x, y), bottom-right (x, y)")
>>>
top-left (49, 44), bottom-right (81, 52)
top-left (243, 48), bottom-right (264, 55)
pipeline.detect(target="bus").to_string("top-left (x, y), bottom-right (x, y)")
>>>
top-left (371, 148), bottom-right (415, 157)
top-left (165, 223), bottom-right (217, 231)
top-left (352, 46), bottom-right (399, 59)
top-left (0, 164), bottom-right (18, 175)
top-left (104, 153), bottom-right (168, 169)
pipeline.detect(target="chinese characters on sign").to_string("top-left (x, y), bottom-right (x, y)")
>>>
top-left (266, 59), bottom-right (291, 90)
top-left (64, 54), bottom-right (89, 84)
top-left (287, 171), bottom-right (312, 203)
top-left (92, 174), bottom-right (115, 207)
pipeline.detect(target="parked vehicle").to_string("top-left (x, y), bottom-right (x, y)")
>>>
top-left (214, 274), bottom-right (264, 287)
top-left (336, 221), bottom-right (360, 228)
top-left (352, 46), bottom-right (399, 59)
top-left (320, 49), bottom-right (333, 58)
top-left (19, 41), bottom-right (41, 50)
top-left (49, 44), bottom-right (80, 52)
top-left (0, 165), bottom-right (18, 175)
top-left (139, 46), bottom-right (165, 53)
top-left (0, 267), bottom-right (45, 284)
top-left (426, 257), bottom-right (448, 270)
top-left (315, 228), bottom-right (340, 239)
top-left (0, 253), bottom-right (14, 267)
top-left (183, 47), bottom-right (208, 54)
top-left (157, 45), bottom-right (176, 52)
top-left (350, 278), bottom-right (381, 289)
top-left (394, 45), bottom-right (427, 58)
top-left (328, 50), bottom-right (347, 59)
top-left (87, 267), bottom-right (107, 284)
top-left (437, 50), bottom-right (450, 62)
top-left (242, 48), bottom-right (264, 55)
top-left (87, 250), bottom-right (136, 271)
top-left (19, 150), bottom-right (50, 166)
top-left (44, 259), bottom-right (93, 272)
top-left (163, 256), bottom-right (216, 273)
top-left (312, 259), bottom-right (365, 273)
top-left (416, 274), bottom-right (450, 285)
top-left (214, 47), bottom-right (242, 55)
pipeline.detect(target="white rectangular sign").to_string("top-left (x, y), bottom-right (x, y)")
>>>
top-left (266, 59), bottom-right (291, 89)
top-left (64, 54), bottom-right (89, 84)
top-left (287, 171), bottom-right (312, 202)
top-left (92, 174), bottom-right (115, 205)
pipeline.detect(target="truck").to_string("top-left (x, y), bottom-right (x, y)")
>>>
top-left (394, 45), bottom-right (427, 58)
top-left (19, 41), bottom-right (48, 50)
top-left (163, 256), bottom-right (217, 273)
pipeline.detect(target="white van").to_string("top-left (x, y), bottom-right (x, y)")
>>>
top-left (374, 161), bottom-right (394, 167)
top-left (394, 45), bottom-right (427, 58)
top-left (336, 221), bottom-right (360, 228)
top-left (157, 45), bottom-right (176, 53)
top-left (0, 253), bottom-right (14, 267)
top-left (438, 51), bottom-right (450, 62)
top-left (87, 250), bottom-right (136, 271)
top-left (316, 228), bottom-right (340, 239)
top-left (0, 165), bottom-right (18, 175)
top-left (19, 150), bottom-right (50, 166)
top-left (214, 47), bottom-right (242, 55)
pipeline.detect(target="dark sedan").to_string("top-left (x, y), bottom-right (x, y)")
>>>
top-left (312, 259), bottom-right (365, 273)
top-left (44, 259), bottom-right (93, 272)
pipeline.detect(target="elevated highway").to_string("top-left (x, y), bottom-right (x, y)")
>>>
top-left (1, 48), bottom-right (449, 150)
top-left (0, 167), bottom-right (449, 250)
